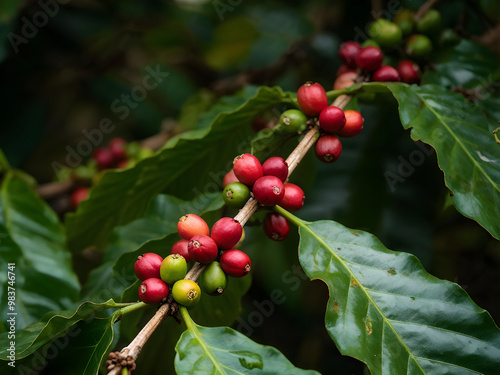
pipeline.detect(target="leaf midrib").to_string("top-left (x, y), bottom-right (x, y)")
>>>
top-left (302, 223), bottom-right (426, 375)
top-left (187, 323), bottom-right (226, 374)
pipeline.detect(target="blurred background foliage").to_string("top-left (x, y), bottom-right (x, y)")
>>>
top-left (0, 0), bottom-right (499, 374)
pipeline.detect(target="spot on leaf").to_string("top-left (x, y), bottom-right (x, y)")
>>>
top-left (333, 300), bottom-right (339, 313)
top-left (387, 267), bottom-right (397, 276)
top-left (229, 351), bottom-right (263, 370)
top-left (365, 318), bottom-right (373, 335)
top-left (351, 277), bottom-right (359, 288)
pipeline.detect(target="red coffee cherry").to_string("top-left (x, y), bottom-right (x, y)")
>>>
top-left (134, 252), bottom-right (163, 281)
top-left (336, 64), bottom-right (357, 76)
top-left (337, 110), bottom-right (364, 138)
top-left (233, 153), bottom-right (263, 186)
top-left (188, 235), bottom-right (219, 264)
top-left (170, 239), bottom-right (192, 263)
top-left (397, 60), bottom-right (420, 84)
top-left (92, 148), bottom-right (115, 169)
top-left (211, 217), bottom-right (243, 250)
top-left (253, 176), bottom-right (285, 206)
top-left (262, 213), bottom-right (290, 241)
top-left (138, 278), bottom-right (169, 304)
top-left (338, 41), bottom-right (361, 68)
top-left (356, 46), bottom-right (383, 72)
top-left (223, 169), bottom-right (239, 187)
top-left (333, 71), bottom-right (358, 90)
top-left (372, 65), bottom-right (400, 82)
top-left (315, 135), bottom-right (342, 163)
top-left (70, 187), bottom-right (89, 209)
top-left (262, 156), bottom-right (288, 183)
top-left (319, 106), bottom-right (346, 134)
top-left (108, 138), bottom-right (127, 162)
top-left (296, 82), bottom-right (328, 117)
top-left (177, 214), bottom-right (209, 240)
top-left (220, 249), bottom-right (251, 278)
top-left (280, 183), bottom-right (305, 212)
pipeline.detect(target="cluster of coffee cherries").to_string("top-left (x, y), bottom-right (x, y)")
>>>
top-left (70, 138), bottom-right (154, 209)
top-left (222, 153), bottom-right (305, 242)
top-left (134, 213), bottom-right (251, 307)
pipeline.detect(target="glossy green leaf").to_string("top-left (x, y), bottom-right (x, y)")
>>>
top-left (283, 211), bottom-right (500, 375)
top-left (66, 86), bottom-right (294, 251)
top-left (0, 174), bottom-right (80, 330)
top-left (364, 83), bottom-right (500, 239)
top-left (175, 307), bottom-right (319, 375)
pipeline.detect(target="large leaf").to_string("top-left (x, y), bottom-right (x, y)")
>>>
top-left (373, 83), bottom-right (500, 239)
top-left (0, 174), bottom-right (80, 330)
top-left (66, 86), bottom-right (294, 251)
top-left (175, 307), bottom-right (320, 375)
top-left (281, 209), bottom-right (500, 375)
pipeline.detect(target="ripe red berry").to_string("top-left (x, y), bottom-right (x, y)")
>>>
top-left (315, 135), bottom-right (342, 163)
top-left (372, 65), bottom-right (400, 82)
top-left (333, 71), bottom-right (358, 90)
top-left (338, 41), bottom-right (361, 68)
top-left (138, 278), bottom-right (169, 304)
top-left (170, 239), bottom-right (192, 263)
top-left (280, 183), bottom-right (305, 211)
top-left (233, 154), bottom-right (263, 186)
top-left (108, 138), bottom-right (127, 162)
top-left (262, 213), bottom-right (290, 241)
top-left (253, 176), bottom-right (285, 206)
top-left (223, 169), bottom-right (239, 187)
top-left (211, 217), bottom-right (243, 250)
top-left (319, 106), bottom-right (346, 134)
top-left (296, 82), bottom-right (328, 117)
top-left (134, 252), bottom-right (163, 281)
top-left (397, 60), bottom-right (420, 84)
top-left (188, 235), bottom-right (219, 264)
top-left (262, 156), bottom-right (288, 183)
top-left (70, 187), bottom-right (89, 209)
top-left (337, 64), bottom-right (357, 76)
top-left (177, 214), bottom-right (209, 240)
top-left (220, 249), bottom-right (251, 278)
top-left (356, 46), bottom-right (383, 72)
top-left (92, 148), bottom-right (114, 169)
top-left (336, 110), bottom-right (364, 138)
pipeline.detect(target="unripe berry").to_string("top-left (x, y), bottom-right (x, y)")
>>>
top-left (138, 278), bottom-right (169, 304)
top-left (160, 254), bottom-right (187, 285)
top-left (319, 106), bottom-right (346, 134)
top-left (233, 153), bottom-right (263, 186)
top-left (262, 156), bottom-right (288, 183)
top-left (368, 19), bottom-right (402, 47)
top-left (253, 176), bottom-right (285, 206)
top-left (394, 9), bottom-right (415, 36)
top-left (70, 187), bottom-right (89, 209)
top-left (315, 135), bottom-right (342, 163)
top-left (188, 235), bottom-right (219, 264)
top-left (134, 252), bottom-right (163, 281)
top-left (177, 214), bottom-right (209, 240)
top-left (108, 138), bottom-right (127, 162)
top-left (397, 60), bottom-right (420, 84)
top-left (223, 182), bottom-right (250, 208)
top-left (262, 213), bottom-right (290, 241)
top-left (333, 71), bottom-right (358, 90)
top-left (356, 46), bottom-right (383, 72)
top-left (336, 110), bottom-right (364, 138)
top-left (416, 9), bottom-right (442, 35)
top-left (172, 279), bottom-right (201, 307)
top-left (223, 169), bottom-right (238, 187)
top-left (279, 109), bottom-right (308, 133)
top-left (338, 41), bottom-right (361, 68)
top-left (211, 217), bottom-right (243, 250)
top-left (170, 239), bottom-right (192, 263)
top-left (296, 82), bottom-right (328, 117)
top-left (372, 65), bottom-right (400, 82)
top-left (93, 148), bottom-right (114, 169)
top-left (280, 183), bottom-right (305, 212)
top-left (406, 34), bottom-right (432, 58)
top-left (220, 249), bottom-right (251, 278)
top-left (199, 261), bottom-right (227, 296)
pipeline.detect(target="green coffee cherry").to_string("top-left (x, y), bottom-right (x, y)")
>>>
top-left (160, 254), bottom-right (187, 285)
top-left (279, 109), bottom-right (308, 133)
top-left (393, 9), bottom-right (415, 36)
top-left (172, 279), bottom-right (201, 307)
top-left (368, 19), bottom-right (402, 48)
top-left (406, 34), bottom-right (432, 58)
top-left (223, 182), bottom-right (251, 208)
top-left (234, 227), bottom-right (245, 249)
top-left (416, 9), bottom-right (442, 35)
top-left (361, 39), bottom-right (381, 49)
top-left (199, 261), bottom-right (228, 296)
